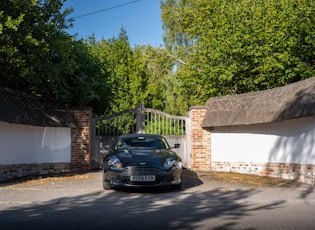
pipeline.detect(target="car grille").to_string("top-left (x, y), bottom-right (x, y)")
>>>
top-left (121, 167), bottom-right (166, 176)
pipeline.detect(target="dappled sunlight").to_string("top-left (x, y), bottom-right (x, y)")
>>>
top-left (0, 189), bottom-right (271, 229)
top-left (0, 170), bottom-right (292, 229)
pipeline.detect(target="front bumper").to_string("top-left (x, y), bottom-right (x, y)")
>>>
top-left (103, 166), bottom-right (182, 188)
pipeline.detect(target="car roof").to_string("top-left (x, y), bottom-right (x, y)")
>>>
top-left (117, 134), bottom-right (164, 139)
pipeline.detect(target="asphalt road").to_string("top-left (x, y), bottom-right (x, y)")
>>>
top-left (1, 169), bottom-right (315, 230)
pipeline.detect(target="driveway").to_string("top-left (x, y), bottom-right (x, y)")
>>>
top-left (1, 169), bottom-right (315, 230)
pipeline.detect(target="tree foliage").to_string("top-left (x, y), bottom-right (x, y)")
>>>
top-left (2, 0), bottom-right (314, 117)
top-left (161, 0), bottom-right (315, 108)
top-left (86, 28), bottom-right (177, 115)
top-left (0, 0), bottom-right (72, 91)
top-left (0, 0), bottom-right (112, 114)
top-left (0, 0), bottom-right (178, 116)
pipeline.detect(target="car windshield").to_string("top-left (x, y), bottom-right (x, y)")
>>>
top-left (114, 136), bottom-right (169, 150)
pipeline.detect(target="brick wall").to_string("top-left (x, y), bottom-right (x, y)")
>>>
top-left (189, 106), bottom-right (211, 171)
top-left (0, 163), bottom-right (71, 181)
top-left (212, 161), bottom-right (315, 185)
top-left (71, 108), bottom-right (92, 171)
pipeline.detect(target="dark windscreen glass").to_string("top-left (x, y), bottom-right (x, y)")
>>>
top-left (115, 137), bottom-right (169, 149)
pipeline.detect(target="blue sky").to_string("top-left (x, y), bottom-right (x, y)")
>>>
top-left (63, 0), bottom-right (164, 47)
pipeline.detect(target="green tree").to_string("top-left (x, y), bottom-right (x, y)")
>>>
top-left (0, 0), bottom-right (73, 92)
top-left (96, 28), bottom-right (135, 113)
top-left (87, 28), bottom-right (169, 114)
top-left (135, 45), bottom-right (186, 115)
top-left (64, 38), bottom-right (112, 114)
top-left (0, 0), bottom-right (111, 114)
top-left (161, 0), bottom-right (315, 108)
top-left (86, 28), bottom-right (184, 115)
top-left (132, 46), bottom-right (167, 111)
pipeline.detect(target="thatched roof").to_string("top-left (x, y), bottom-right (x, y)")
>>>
top-left (202, 77), bottom-right (315, 128)
top-left (0, 87), bottom-right (79, 127)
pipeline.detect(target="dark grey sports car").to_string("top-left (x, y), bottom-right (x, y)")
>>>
top-left (102, 134), bottom-right (182, 190)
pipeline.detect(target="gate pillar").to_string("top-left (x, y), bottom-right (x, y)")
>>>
top-left (189, 106), bottom-right (211, 171)
top-left (136, 103), bottom-right (145, 134)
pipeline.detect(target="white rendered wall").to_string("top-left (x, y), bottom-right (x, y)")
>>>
top-left (0, 122), bottom-right (71, 164)
top-left (211, 116), bottom-right (315, 164)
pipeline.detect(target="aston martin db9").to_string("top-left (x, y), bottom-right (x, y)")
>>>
top-left (102, 134), bottom-right (182, 190)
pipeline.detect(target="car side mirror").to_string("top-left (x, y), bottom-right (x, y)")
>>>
top-left (174, 143), bottom-right (180, 148)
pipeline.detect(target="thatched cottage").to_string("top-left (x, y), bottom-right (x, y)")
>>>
top-left (193, 77), bottom-right (315, 184)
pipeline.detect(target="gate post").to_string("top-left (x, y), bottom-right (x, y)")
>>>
top-left (189, 106), bottom-right (211, 171)
top-left (91, 118), bottom-right (100, 169)
top-left (136, 103), bottom-right (145, 134)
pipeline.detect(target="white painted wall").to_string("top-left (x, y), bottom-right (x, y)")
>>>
top-left (211, 116), bottom-right (315, 164)
top-left (0, 122), bottom-right (71, 164)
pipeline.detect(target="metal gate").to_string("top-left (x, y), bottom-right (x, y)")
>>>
top-left (91, 103), bottom-right (191, 169)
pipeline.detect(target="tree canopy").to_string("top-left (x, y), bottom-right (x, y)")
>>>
top-left (161, 0), bottom-right (315, 107)
top-left (1, 0), bottom-right (314, 116)
top-left (0, 0), bottom-right (177, 115)
top-left (0, 0), bottom-right (111, 114)
top-left (87, 28), bottom-right (177, 114)
top-left (1, 0), bottom-right (73, 92)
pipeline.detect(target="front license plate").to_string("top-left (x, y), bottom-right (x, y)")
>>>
top-left (130, 175), bottom-right (156, 182)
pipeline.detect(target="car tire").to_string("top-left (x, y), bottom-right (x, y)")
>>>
top-left (102, 172), bottom-right (112, 190)
top-left (172, 182), bottom-right (182, 190)
top-left (103, 181), bottom-right (112, 190)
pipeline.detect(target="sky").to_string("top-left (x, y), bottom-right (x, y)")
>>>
top-left (63, 0), bottom-right (164, 47)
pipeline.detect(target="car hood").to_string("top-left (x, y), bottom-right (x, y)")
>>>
top-left (113, 149), bottom-right (180, 167)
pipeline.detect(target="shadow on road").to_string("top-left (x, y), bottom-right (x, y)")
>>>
top-left (0, 187), bottom-right (285, 230)
top-left (0, 169), bottom-right (289, 229)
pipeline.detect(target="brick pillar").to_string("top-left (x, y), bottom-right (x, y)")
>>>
top-left (71, 107), bottom-right (92, 171)
top-left (189, 106), bottom-right (211, 171)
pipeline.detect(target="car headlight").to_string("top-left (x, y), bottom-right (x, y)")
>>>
top-left (164, 158), bottom-right (177, 169)
top-left (107, 156), bottom-right (123, 170)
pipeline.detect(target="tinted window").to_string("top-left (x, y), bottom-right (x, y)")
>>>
top-left (115, 137), bottom-right (169, 149)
